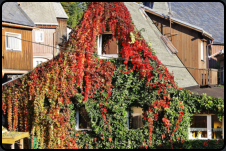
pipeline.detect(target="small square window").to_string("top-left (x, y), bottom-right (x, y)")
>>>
top-left (5, 32), bottom-right (21, 51)
top-left (76, 107), bottom-right (91, 130)
top-left (127, 106), bottom-right (144, 129)
top-left (97, 32), bottom-right (118, 59)
top-left (35, 31), bottom-right (44, 42)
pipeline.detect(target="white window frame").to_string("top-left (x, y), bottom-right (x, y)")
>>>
top-left (75, 109), bottom-right (91, 131)
top-left (35, 31), bottom-right (44, 42)
top-left (201, 41), bottom-right (204, 61)
top-left (97, 34), bottom-right (118, 59)
top-left (5, 32), bottom-right (22, 51)
top-left (188, 114), bottom-right (224, 140)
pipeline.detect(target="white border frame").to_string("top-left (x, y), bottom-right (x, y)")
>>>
top-left (75, 109), bottom-right (91, 131)
top-left (35, 31), bottom-right (44, 42)
top-left (5, 32), bottom-right (22, 51)
top-left (97, 34), bottom-right (119, 59)
top-left (189, 114), bottom-right (224, 140)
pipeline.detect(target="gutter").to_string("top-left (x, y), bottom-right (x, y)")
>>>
top-left (2, 22), bottom-right (39, 29)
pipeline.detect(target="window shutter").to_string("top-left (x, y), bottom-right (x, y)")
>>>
top-left (201, 41), bottom-right (204, 60)
top-left (98, 35), bottom-right (102, 56)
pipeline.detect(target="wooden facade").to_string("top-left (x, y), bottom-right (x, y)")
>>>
top-left (2, 25), bottom-right (33, 71)
top-left (55, 18), bottom-right (68, 46)
top-left (33, 19), bottom-right (68, 60)
top-left (32, 28), bottom-right (55, 59)
top-left (146, 13), bottom-right (217, 86)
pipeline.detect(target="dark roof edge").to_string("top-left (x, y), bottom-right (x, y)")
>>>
top-left (213, 42), bottom-right (224, 45)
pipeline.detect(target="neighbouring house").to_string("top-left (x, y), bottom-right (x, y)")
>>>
top-left (141, 2), bottom-right (224, 87)
top-left (124, 3), bottom-right (199, 89)
top-left (213, 50), bottom-right (224, 84)
top-left (19, 2), bottom-right (68, 68)
top-left (1, 3), bottom-right (224, 149)
top-left (128, 2), bottom-right (223, 141)
top-left (2, 2), bottom-right (37, 84)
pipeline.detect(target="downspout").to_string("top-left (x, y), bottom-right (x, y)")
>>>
top-left (206, 39), bottom-right (213, 69)
top-left (206, 39), bottom-right (213, 86)
top-left (53, 25), bottom-right (60, 57)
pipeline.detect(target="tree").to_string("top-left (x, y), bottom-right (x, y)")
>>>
top-left (61, 2), bottom-right (90, 28)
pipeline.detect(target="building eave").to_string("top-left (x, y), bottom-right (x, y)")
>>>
top-left (2, 21), bottom-right (39, 29)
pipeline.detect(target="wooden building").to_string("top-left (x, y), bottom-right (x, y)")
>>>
top-left (19, 2), bottom-right (69, 68)
top-left (142, 2), bottom-right (223, 86)
top-left (2, 2), bottom-right (37, 84)
top-left (213, 50), bottom-right (224, 85)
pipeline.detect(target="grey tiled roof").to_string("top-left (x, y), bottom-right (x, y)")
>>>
top-left (170, 2), bottom-right (224, 44)
top-left (19, 2), bottom-right (58, 25)
top-left (2, 2), bottom-right (36, 27)
top-left (53, 2), bottom-right (68, 19)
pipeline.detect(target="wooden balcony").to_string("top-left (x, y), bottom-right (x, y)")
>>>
top-left (199, 68), bottom-right (218, 86)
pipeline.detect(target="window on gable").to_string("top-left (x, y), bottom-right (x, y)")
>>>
top-left (35, 31), bottom-right (44, 42)
top-left (127, 106), bottom-right (144, 129)
top-left (97, 31), bottom-right (118, 59)
top-left (76, 107), bottom-right (91, 130)
top-left (189, 114), bottom-right (224, 140)
top-left (5, 32), bottom-right (21, 51)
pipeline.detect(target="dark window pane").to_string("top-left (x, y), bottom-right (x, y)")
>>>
top-left (212, 115), bottom-right (222, 139)
top-left (190, 116), bottom-right (207, 138)
top-left (79, 107), bottom-right (91, 129)
top-left (102, 34), bottom-right (117, 55)
top-left (129, 107), bottom-right (143, 129)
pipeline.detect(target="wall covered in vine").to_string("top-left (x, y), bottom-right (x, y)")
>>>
top-left (2, 2), bottom-right (224, 149)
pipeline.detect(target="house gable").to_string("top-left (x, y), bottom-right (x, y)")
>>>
top-left (2, 2), bottom-right (36, 27)
top-left (2, 2), bottom-right (224, 149)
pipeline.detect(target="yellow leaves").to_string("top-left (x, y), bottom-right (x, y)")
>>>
top-left (148, 42), bottom-right (152, 47)
top-left (129, 32), bottom-right (135, 44)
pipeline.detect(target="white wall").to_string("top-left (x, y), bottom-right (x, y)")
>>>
top-left (33, 58), bottom-right (48, 68)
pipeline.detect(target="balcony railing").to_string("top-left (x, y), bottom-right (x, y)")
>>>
top-left (199, 68), bottom-right (218, 86)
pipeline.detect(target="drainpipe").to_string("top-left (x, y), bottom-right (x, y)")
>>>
top-left (53, 26), bottom-right (60, 57)
top-left (207, 40), bottom-right (213, 69)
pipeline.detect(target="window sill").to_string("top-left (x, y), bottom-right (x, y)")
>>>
top-left (189, 138), bottom-right (221, 140)
top-left (6, 49), bottom-right (21, 51)
top-left (99, 54), bottom-right (118, 59)
top-left (75, 129), bottom-right (91, 131)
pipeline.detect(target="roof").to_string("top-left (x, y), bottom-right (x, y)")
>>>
top-left (18, 2), bottom-right (58, 25)
top-left (52, 2), bottom-right (69, 19)
top-left (167, 2), bottom-right (224, 44)
top-left (139, 3), bottom-right (214, 40)
top-left (125, 2), bottom-right (198, 88)
top-left (2, 2), bottom-right (36, 27)
top-left (209, 49), bottom-right (224, 58)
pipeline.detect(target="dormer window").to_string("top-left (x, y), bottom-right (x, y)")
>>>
top-left (97, 31), bottom-right (118, 59)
